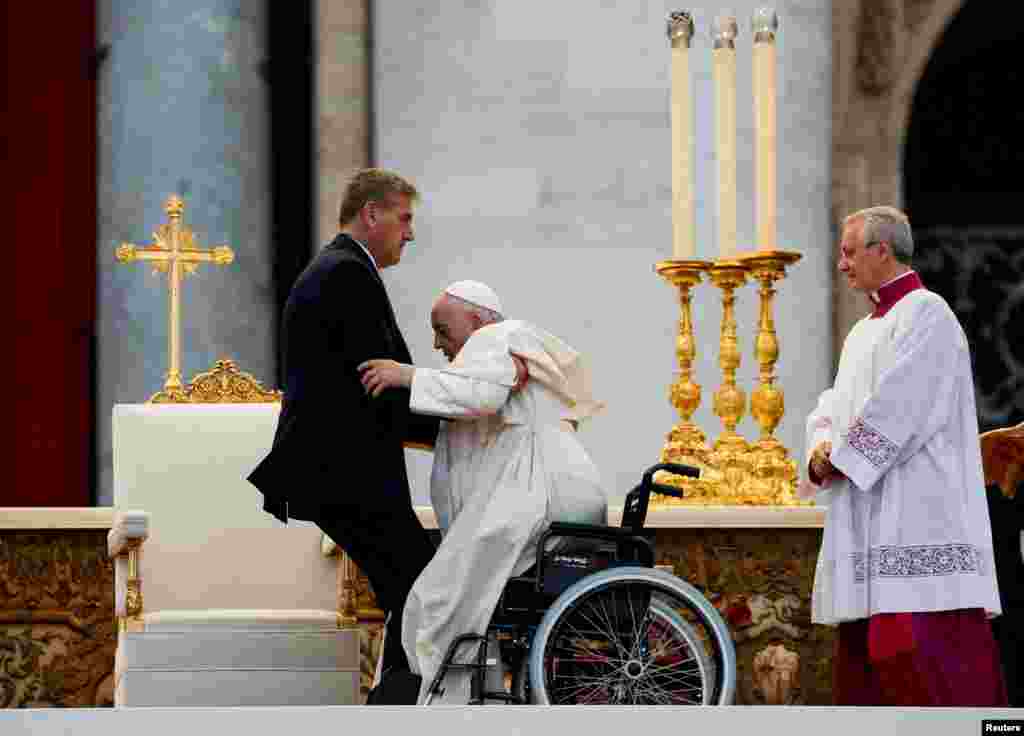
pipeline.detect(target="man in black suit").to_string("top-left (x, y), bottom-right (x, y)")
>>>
top-left (248, 168), bottom-right (439, 692)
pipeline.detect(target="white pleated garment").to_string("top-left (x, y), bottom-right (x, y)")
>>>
top-left (799, 290), bottom-right (1001, 625)
top-left (401, 320), bottom-right (607, 703)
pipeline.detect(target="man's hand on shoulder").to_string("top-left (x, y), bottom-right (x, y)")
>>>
top-left (358, 359), bottom-right (414, 398)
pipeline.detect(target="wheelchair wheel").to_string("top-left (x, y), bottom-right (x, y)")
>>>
top-left (528, 567), bottom-right (736, 705)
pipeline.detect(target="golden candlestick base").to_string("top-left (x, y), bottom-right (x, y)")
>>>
top-left (654, 260), bottom-right (717, 505)
top-left (736, 249), bottom-right (809, 505)
top-left (652, 253), bottom-right (809, 506)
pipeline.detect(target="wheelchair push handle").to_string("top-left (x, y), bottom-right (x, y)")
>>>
top-left (643, 462), bottom-right (700, 498)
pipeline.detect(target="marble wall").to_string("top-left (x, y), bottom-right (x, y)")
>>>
top-left (367, 1), bottom-right (833, 505)
top-left (96, 1), bottom-right (276, 505)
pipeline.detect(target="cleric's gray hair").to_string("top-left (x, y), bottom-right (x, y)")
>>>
top-left (843, 206), bottom-right (914, 264)
top-left (445, 293), bottom-right (504, 325)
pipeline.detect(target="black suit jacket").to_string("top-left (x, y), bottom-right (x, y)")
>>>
top-left (986, 482), bottom-right (1024, 611)
top-left (248, 234), bottom-right (438, 522)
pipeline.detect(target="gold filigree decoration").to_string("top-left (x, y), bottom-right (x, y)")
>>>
top-left (656, 260), bottom-right (715, 485)
top-left (149, 358), bottom-right (282, 404)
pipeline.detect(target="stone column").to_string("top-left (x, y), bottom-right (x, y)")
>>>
top-left (830, 0), bottom-right (966, 368)
top-left (96, 2), bottom-right (275, 505)
top-left (315, 0), bottom-right (372, 248)
top-left (313, 1), bottom-right (374, 700)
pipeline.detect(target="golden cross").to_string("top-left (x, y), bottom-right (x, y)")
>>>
top-left (116, 195), bottom-right (234, 398)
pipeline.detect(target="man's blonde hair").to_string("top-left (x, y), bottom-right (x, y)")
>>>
top-left (337, 168), bottom-right (419, 226)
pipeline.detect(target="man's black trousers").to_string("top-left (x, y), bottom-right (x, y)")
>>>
top-left (315, 499), bottom-right (437, 675)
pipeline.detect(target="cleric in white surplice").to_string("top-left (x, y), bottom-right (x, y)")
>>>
top-left (359, 280), bottom-right (607, 704)
top-left (799, 206), bottom-right (1006, 706)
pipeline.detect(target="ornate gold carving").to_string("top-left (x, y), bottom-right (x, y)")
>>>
top-left (708, 261), bottom-right (749, 452)
top-left (656, 260), bottom-right (714, 492)
top-left (0, 531), bottom-right (116, 707)
top-left (334, 549), bottom-right (387, 701)
top-left (654, 253), bottom-right (808, 506)
top-left (690, 260), bottom-right (755, 502)
top-left (122, 544), bottom-right (143, 624)
top-left (124, 581), bottom-right (142, 621)
top-left (117, 195), bottom-right (236, 397)
top-left (149, 358), bottom-right (282, 404)
top-left (330, 545), bottom-right (384, 629)
top-left (337, 551), bottom-right (359, 628)
top-left (741, 250), bottom-right (807, 506)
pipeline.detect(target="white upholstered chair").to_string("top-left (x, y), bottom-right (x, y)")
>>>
top-left (107, 396), bottom-right (360, 707)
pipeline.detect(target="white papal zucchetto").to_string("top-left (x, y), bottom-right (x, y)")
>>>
top-left (444, 280), bottom-right (503, 315)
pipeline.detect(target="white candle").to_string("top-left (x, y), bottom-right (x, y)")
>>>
top-left (752, 8), bottom-right (778, 252)
top-left (712, 15), bottom-right (739, 259)
top-left (668, 12), bottom-right (695, 260)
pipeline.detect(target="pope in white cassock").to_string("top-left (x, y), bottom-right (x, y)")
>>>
top-left (799, 206), bottom-right (1006, 706)
top-left (359, 280), bottom-right (607, 704)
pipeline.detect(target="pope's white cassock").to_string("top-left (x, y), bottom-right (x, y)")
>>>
top-left (799, 273), bottom-right (1001, 624)
top-left (401, 319), bottom-right (607, 703)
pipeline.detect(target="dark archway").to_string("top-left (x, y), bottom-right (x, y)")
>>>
top-left (904, 0), bottom-right (1024, 433)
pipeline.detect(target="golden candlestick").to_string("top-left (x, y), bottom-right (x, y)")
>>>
top-left (703, 260), bottom-right (751, 500)
top-left (656, 260), bottom-right (713, 470)
top-left (739, 249), bottom-right (807, 504)
top-left (116, 195), bottom-right (235, 400)
top-left (708, 261), bottom-right (748, 448)
top-left (652, 8), bottom-right (808, 506)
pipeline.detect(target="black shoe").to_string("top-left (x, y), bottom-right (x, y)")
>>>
top-left (366, 668), bottom-right (422, 705)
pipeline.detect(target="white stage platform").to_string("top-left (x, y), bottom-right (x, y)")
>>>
top-left (4, 706), bottom-right (1021, 736)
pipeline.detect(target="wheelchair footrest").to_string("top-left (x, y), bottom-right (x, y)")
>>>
top-left (426, 632), bottom-right (493, 698)
top-left (470, 692), bottom-right (525, 706)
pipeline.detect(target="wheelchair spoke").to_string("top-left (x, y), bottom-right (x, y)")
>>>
top-left (622, 584), bottom-right (648, 662)
top-left (550, 672), bottom-right (621, 704)
top-left (540, 579), bottom-right (719, 705)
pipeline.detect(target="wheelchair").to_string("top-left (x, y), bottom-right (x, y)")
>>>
top-left (423, 463), bottom-right (737, 705)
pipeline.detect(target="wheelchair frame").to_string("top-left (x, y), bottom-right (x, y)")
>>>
top-left (423, 463), bottom-right (738, 706)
